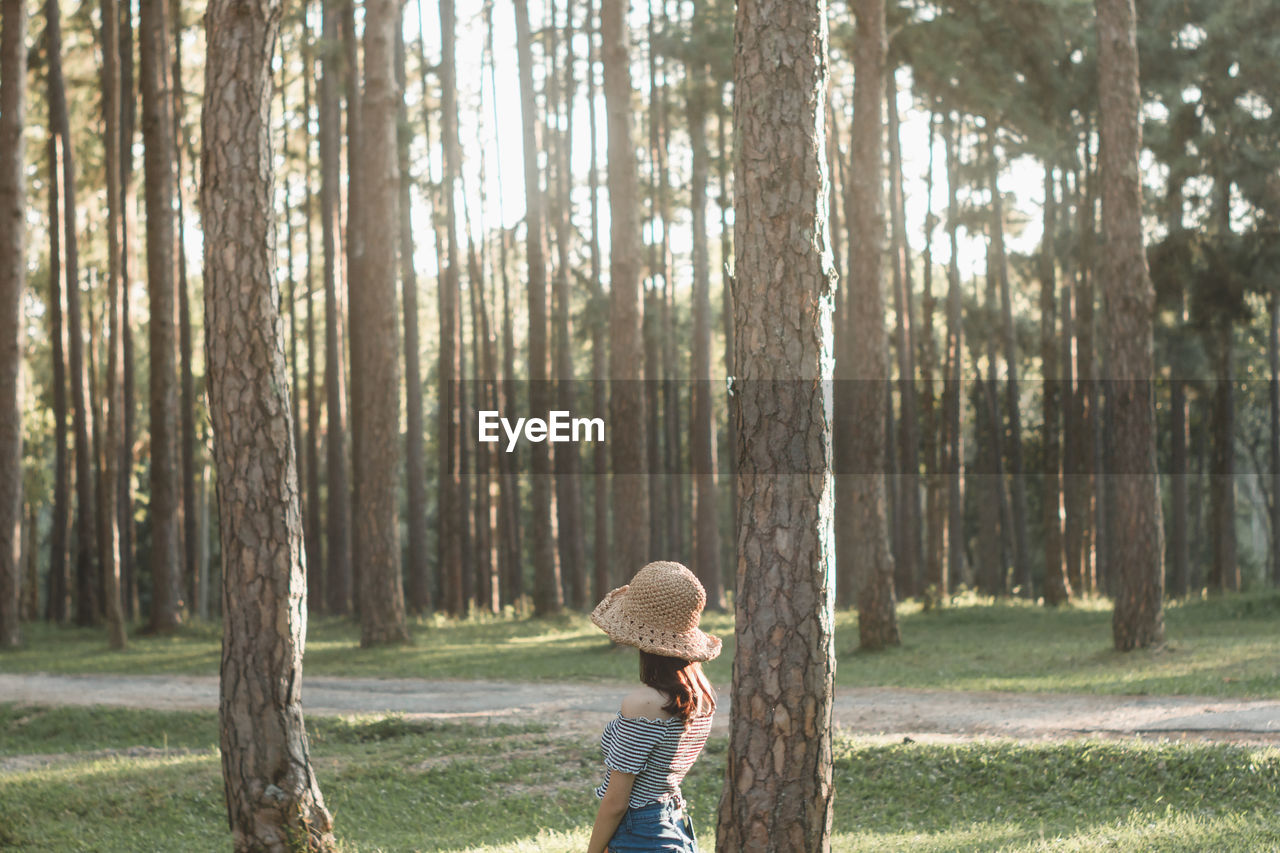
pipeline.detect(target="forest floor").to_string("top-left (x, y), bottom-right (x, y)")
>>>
top-left (2, 671), bottom-right (1278, 751)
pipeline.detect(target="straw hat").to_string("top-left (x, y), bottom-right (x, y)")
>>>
top-left (590, 561), bottom-right (722, 662)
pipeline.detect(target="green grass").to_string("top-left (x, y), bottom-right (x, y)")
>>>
top-left (3, 592), bottom-right (1279, 698)
top-left (2, 705), bottom-right (1278, 851)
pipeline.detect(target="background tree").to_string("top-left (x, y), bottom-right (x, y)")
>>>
top-left (716, 0), bottom-right (838, 848)
top-left (202, 0), bottom-right (336, 844)
top-left (0, 0), bottom-right (28, 650)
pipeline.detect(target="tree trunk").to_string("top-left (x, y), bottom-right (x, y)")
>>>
top-left (319, 0), bottom-right (352, 615)
top-left (303, 16), bottom-right (324, 614)
top-left (174, 0), bottom-right (197, 615)
top-left (586, 0), bottom-right (609, 600)
top-left (1169, 374), bottom-right (1189, 597)
top-left (202, 0), bottom-right (336, 841)
top-left (1096, 0), bottom-right (1164, 649)
top-left (22, 503), bottom-right (39, 621)
top-left (687, 64), bottom-right (723, 612)
top-left (394, 11), bottom-right (428, 616)
top-left (1067, 155), bottom-right (1098, 596)
top-left (119, 0), bottom-right (139, 622)
top-left (601, 0), bottom-right (649, 583)
top-left (717, 102), bottom-right (738, 588)
top-left (919, 112), bottom-right (945, 601)
top-left (141, 0), bottom-right (183, 631)
top-left (45, 131), bottom-right (70, 625)
top-left (1208, 323), bottom-right (1238, 592)
top-left (48, 0), bottom-right (101, 628)
top-left (349, 0), bottom-right (410, 645)
top-left (836, 0), bottom-right (899, 648)
top-left (989, 142), bottom-right (1031, 596)
top-left (716, 0), bottom-right (837, 846)
top-left (100, 0), bottom-right (128, 647)
top-left (551, 0), bottom-right (587, 609)
top-left (1040, 161), bottom-right (1071, 607)
top-left (0, 0), bottom-right (28, 649)
top-left (943, 114), bottom-right (966, 592)
top-left (1271, 297), bottom-right (1280, 588)
top-left (886, 66), bottom-right (920, 601)
top-left (513, 0), bottom-right (562, 615)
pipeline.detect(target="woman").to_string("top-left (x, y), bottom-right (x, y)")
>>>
top-left (586, 561), bottom-right (722, 853)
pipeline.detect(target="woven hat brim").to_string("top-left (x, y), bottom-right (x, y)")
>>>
top-left (590, 585), bottom-right (722, 663)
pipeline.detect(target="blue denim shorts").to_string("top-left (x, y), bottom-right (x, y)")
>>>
top-left (607, 800), bottom-right (699, 853)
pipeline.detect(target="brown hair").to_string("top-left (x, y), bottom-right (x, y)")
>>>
top-left (639, 651), bottom-right (717, 721)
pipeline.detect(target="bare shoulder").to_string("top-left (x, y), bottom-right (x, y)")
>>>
top-left (620, 685), bottom-right (674, 721)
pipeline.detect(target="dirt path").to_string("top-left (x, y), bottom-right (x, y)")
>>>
top-left (3, 672), bottom-right (1278, 746)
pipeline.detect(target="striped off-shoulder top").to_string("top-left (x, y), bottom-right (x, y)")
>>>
top-left (594, 711), bottom-right (713, 810)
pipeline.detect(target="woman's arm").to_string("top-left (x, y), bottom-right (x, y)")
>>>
top-left (586, 771), bottom-right (635, 853)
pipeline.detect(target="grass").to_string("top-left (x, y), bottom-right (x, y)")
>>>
top-left (3, 592), bottom-right (1279, 698)
top-left (2, 705), bottom-right (1279, 851)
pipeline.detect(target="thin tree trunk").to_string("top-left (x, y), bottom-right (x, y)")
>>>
top-left (1208, 322), bottom-right (1238, 592)
top-left (396, 7), bottom-right (429, 616)
top-left (585, 0), bottom-right (609, 600)
top-left (687, 54), bottom-right (723, 611)
top-left (716, 0), bottom-right (837, 846)
top-left (886, 65), bottom-right (920, 601)
top-left (341, 0), bottom-right (363, 616)
top-left (1096, 0), bottom-right (1164, 650)
top-left (920, 111), bottom-right (945, 600)
top-left (174, 0), bottom-right (197, 614)
top-left (943, 114), bottom-right (966, 592)
top-left (601, 0), bottom-right (648, 582)
top-left (1271, 296), bottom-right (1280, 588)
top-left (551, 0), bottom-right (587, 608)
top-left (23, 503), bottom-right (39, 621)
top-left (1169, 373), bottom-right (1189, 597)
top-left (303, 9), bottom-right (324, 613)
top-left (0, 0), bottom-right (28, 648)
top-left (119, 0), bottom-right (138, 620)
top-left (320, 0), bottom-right (352, 615)
top-left (841, 0), bottom-right (899, 650)
top-left (45, 131), bottom-right (70, 625)
top-left (202, 0), bottom-right (336, 840)
top-left (141, 0), bottom-right (184, 631)
top-left (717, 102), bottom-right (737, 589)
top-left (1041, 161), bottom-right (1071, 606)
top-left (351, 0), bottom-right (410, 646)
top-left (100, 0), bottom-right (128, 646)
top-left (989, 138), bottom-right (1030, 596)
top-left (48, 0), bottom-right (101, 628)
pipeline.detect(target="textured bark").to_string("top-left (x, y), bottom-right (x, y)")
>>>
top-left (319, 0), bottom-right (352, 615)
top-left (394, 18), bottom-right (428, 617)
top-left (48, 0), bottom-right (100, 628)
top-left (141, 0), bottom-right (183, 631)
top-left (688, 71), bottom-right (724, 611)
top-left (1040, 163), bottom-right (1071, 607)
top-left (989, 144), bottom-right (1031, 597)
top-left (551, 0), bottom-right (587, 609)
top-left (601, 0), bottom-right (649, 585)
top-left (1096, 0), bottom-right (1164, 650)
top-left (100, 0), bottom-right (128, 647)
top-left (585, 0), bottom-right (609, 600)
top-left (886, 67), bottom-right (920, 601)
top-left (920, 113), bottom-right (945, 600)
top-left (716, 2), bottom-right (837, 848)
top-left (45, 132), bottom-right (70, 625)
top-left (942, 116), bottom-right (966, 593)
top-left (840, 0), bottom-right (898, 649)
top-left (0, 0), bottom-right (27, 649)
top-left (350, 0), bottom-right (410, 645)
top-left (203, 0), bottom-right (336, 845)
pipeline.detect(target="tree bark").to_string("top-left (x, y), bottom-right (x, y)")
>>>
top-left (989, 141), bottom-right (1032, 597)
top-left (100, 0), bottom-right (128, 647)
top-left (1096, 0), bottom-right (1164, 650)
top-left (173, 0), bottom-right (197, 614)
top-left (48, 0), bottom-right (101, 628)
top-left (840, 0), bottom-right (899, 649)
top-left (601, 0), bottom-right (649, 583)
top-left (0, 0), bottom-right (28, 649)
top-left (943, 114), bottom-right (966, 593)
top-left (203, 0), bottom-right (337, 844)
top-left (141, 0), bottom-right (184, 631)
top-left (688, 61), bottom-right (724, 612)
top-left (319, 0), bottom-right (352, 615)
top-left (303, 14), bottom-right (324, 614)
top-left (586, 0), bottom-right (610, 601)
top-left (716, 0), bottom-right (837, 847)
top-left (349, 0), bottom-right (410, 646)
top-left (119, 0), bottom-right (139, 622)
top-left (920, 112), bottom-right (945, 600)
top-left (45, 131), bottom-right (70, 625)
top-left (1040, 161), bottom-right (1071, 607)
